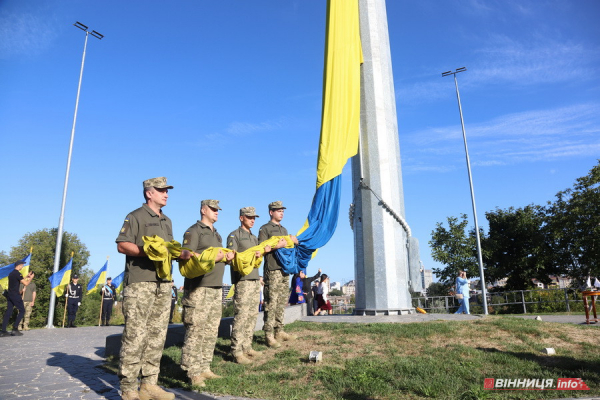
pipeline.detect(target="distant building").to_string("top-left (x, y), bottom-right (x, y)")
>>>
top-left (549, 275), bottom-right (572, 288)
top-left (222, 284), bottom-right (232, 303)
top-left (342, 280), bottom-right (355, 296)
top-left (330, 281), bottom-right (341, 291)
top-left (492, 277), bottom-right (508, 288)
top-left (421, 269), bottom-right (433, 291)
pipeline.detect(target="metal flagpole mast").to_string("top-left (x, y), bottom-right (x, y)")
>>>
top-left (47, 22), bottom-right (104, 328)
top-left (442, 67), bottom-right (489, 315)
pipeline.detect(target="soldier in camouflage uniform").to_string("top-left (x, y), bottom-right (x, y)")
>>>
top-left (179, 199), bottom-right (234, 387)
top-left (258, 201), bottom-right (298, 348)
top-left (19, 271), bottom-right (36, 331)
top-left (227, 207), bottom-right (284, 364)
top-left (115, 177), bottom-right (176, 400)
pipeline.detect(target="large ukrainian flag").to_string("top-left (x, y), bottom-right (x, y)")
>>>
top-left (0, 252), bottom-right (32, 290)
top-left (49, 257), bottom-right (73, 297)
top-left (275, 0), bottom-right (362, 273)
top-left (86, 260), bottom-right (108, 295)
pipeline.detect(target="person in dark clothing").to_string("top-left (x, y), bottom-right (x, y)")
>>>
top-left (311, 280), bottom-right (320, 315)
top-left (66, 275), bottom-right (83, 328)
top-left (1, 260), bottom-right (33, 337)
top-left (302, 269), bottom-right (321, 316)
top-left (101, 277), bottom-right (117, 326)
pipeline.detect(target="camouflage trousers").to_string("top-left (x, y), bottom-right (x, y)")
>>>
top-left (230, 279), bottom-right (260, 354)
top-left (18, 301), bottom-right (33, 330)
top-left (263, 268), bottom-right (289, 335)
top-left (181, 286), bottom-right (222, 378)
top-left (118, 281), bottom-right (171, 392)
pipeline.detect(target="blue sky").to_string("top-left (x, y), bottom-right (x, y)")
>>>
top-left (1, 0), bottom-right (599, 288)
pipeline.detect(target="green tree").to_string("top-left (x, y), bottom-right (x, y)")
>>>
top-left (429, 214), bottom-right (484, 284)
top-left (545, 161), bottom-right (600, 283)
top-left (1, 228), bottom-right (91, 328)
top-left (426, 282), bottom-right (449, 297)
top-left (0, 251), bottom-right (10, 267)
top-left (329, 289), bottom-right (344, 296)
top-left (483, 205), bottom-right (551, 290)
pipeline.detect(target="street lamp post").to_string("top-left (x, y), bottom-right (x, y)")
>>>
top-left (47, 22), bottom-right (103, 328)
top-left (442, 67), bottom-right (489, 315)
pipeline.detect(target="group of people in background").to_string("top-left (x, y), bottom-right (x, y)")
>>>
top-left (289, 269), bottom-right (333, 316)
top-left (114, 176), bottom-right (302, 400)
top-left (1, 267), bottom-right (119, 334)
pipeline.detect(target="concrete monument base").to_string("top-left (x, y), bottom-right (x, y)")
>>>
top-left (354, 308), bottom-right (415, 316)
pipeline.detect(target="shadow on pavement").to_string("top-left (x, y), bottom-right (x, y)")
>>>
top-left (47, 351), bottom-right (120, 398)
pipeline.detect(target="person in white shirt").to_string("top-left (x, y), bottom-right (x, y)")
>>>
top-left (314, 274), bottom-right (333, 316)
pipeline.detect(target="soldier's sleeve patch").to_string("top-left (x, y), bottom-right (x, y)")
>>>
top-left (120, 219), bottom-right (130, 235)
top-left (229, 242), bottom-right (233, 247)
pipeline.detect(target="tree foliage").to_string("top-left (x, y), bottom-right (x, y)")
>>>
top-left (429, 160), bottom-right (600, 290)
top-left (483, 205), bottom-right (552, 290)
top-left (545, 162), bottom-right (600, 282)
top-left (1, 228), bottom-right (91, 328)
top-left (426, 282), bottom-right (450, 297)
top-left (429, 214), bottom-right (484, 285)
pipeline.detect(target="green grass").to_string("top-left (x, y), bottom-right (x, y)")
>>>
top-left (106, 316), bottom-right (600, 399)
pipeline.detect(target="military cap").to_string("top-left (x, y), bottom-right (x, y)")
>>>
top-left (107, 277), bottom-right (112, 280)
top-left (143, 176), bottom-right (174, 189)
top-left (240, 207), bottom-right (259, 217)
top-left (72, 274), bottom-right (79, 279)
top-left (201, 199), bottom-right (222, 210)
top-left (268, 200), bottom-right (286, 210)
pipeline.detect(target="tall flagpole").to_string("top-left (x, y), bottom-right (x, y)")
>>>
top-left (47, 22), bottom-right (104, 328)
top-left (441, 67), bottom-right (489, 315)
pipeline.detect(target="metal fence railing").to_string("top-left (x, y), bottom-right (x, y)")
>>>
top-left (307, 289), bottom-right (588, 315)
top-left (412, 288), bottom-right (587, 314)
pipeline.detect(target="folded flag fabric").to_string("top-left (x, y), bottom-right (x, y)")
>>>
top-left (142, 235), bottom-right (183, 281)
top-left (231, 235), bottom-right (294, 276)
top-left (142, 235), bottom-right (295, 280)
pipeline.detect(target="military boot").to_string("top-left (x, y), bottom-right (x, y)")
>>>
top-left (121, 390), bottom-right (141, 400)
top-left (265, 334), bottom-right (281, 348)
top-left (275, 330), bottom-right (297, 342)
top-left (138, 383), bottom-right (175, 400)
top-left (190, 375), bottom-right (206, 387)
top-left (200, 370), bottom-right (222, 380)
top-left (233, 352), bottom-right (252, 365)
top-left (245, 348), bottom-right (263, 358)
